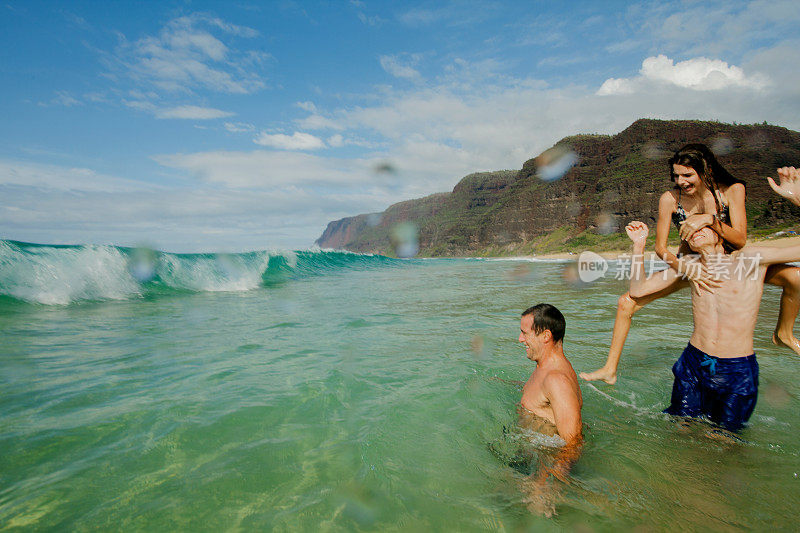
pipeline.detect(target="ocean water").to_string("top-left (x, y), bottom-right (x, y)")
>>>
top-left (1, 240), bottom-right (799, 531)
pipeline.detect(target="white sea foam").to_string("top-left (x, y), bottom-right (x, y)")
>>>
top-left (0, 241), bottom-right (140, 305)
top-left (480, 256), bottom-right (572, 263)
top-left (155, 252), bottom-right (272, 292)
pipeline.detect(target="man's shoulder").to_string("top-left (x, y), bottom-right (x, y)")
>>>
top-left (542, 367), bottom-right (579, 393)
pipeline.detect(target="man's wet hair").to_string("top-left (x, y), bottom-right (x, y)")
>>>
top-left (521, 303), bottom-right (566, 343)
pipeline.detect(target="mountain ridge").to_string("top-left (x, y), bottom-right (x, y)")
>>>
top-left (316, 119), bottom-right (800, 256)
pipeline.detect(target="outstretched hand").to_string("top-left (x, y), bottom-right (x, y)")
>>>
top-left (625, 221), bottom-right (648, 244)
top-left (767, 167), bottom-right (800, 207)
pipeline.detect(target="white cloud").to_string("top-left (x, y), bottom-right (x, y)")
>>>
top-left (596, 78), bottom-right (635, 96)
top-left (52, 91), bottom-right (82, 107)
top-left (113, 13), bottom-right (268, 95)
top-left (357, 12), bottom-right (384, 27)
top-left (153, 150), bottom-right (367, 188)
top-left (253, 131), bottom-right (326, 150)
top-left (0, 182), bottom-right (386, 252)
top-left (224, 121), bottom-right (255, 132)
top-left (623, 0), bottom-right (800, 58)
top-left (598, 55), bottom-right (769, 95)
top-left (296, 101), bottom-right (317, 112)
top-left (295, 113), bottom-right (345, 131)
top-left (0, 158), bottom-right (395, 251)
top-left (39, 91), bottom-right (83, 107)
top-left (745, 40), bottom-right (800, 98)
top-left (123, 99), bottom-right (157, 113)
top-left (641, 55), bottom-right (767, 90)
top-left (379, 54), bottom-right (421, 81)
top-left (155, 105), bottom-right (235, 120)
top-left (0, 159), bottom-right (157, 193)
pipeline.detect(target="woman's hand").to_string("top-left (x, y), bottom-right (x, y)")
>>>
top-left (677, 256), bottom-right (721, 292)
top-left (767, 167), bottom-right (800, 207)
top-left (678, 213), bottom-right (715, 241)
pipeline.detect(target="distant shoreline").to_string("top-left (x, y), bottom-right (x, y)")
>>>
top-left (531, 234), bottom-right (800, 260)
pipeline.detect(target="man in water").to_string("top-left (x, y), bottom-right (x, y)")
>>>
top-left (518, 304), bottom-right (583, 443)
top-left (623, 167), bottom-right (800, 430)
top-left (517, 304), bottom-right (582, 515)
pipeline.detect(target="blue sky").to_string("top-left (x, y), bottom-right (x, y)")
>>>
top-left (2, 0), bottom-right (800, 252)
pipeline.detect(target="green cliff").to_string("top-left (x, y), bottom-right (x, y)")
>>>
top-left (315, 119), bottom-right (800, 256)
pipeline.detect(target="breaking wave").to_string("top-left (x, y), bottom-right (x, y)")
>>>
top-left (0, 240), bottom-right (399, 305)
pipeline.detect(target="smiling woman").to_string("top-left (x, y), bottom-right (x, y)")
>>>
top-left (582, 144), bottom-right (800, 385)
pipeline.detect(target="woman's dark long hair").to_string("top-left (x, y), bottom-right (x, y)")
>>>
top-left (668, 143), bottom-right (745, 215)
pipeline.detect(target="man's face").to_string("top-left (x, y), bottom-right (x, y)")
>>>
top-left (519, 314), bottom-right (544, 361)
top-left (686, 226), bottom-right (720, 252)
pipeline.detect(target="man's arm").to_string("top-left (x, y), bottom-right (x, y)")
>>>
top-left (522, 372), bottom-right (582, 517)
top-left (537, 373), bottom-right (582, 482)
top-left (546, 373), bottom-right (582, 445)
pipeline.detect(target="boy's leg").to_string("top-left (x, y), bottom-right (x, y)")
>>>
top-left (664, 344), bottom-right (704, 418)
top-left (712, 357), bottom-right (759, 431)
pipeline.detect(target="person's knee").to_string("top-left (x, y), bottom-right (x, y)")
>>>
top-left (768, 266), bottom-right (800, 292)
top-left (617, 292), bottom-right (642, 317)
top-left (784, 268), bottom-right (800, 294)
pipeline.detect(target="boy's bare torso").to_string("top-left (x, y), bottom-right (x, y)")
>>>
top-left (688, 250), bottom-right (767, 358)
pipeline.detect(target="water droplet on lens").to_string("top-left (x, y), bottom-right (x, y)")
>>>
top-left (536, 145), bottom-right (578, 182)
top-left (711, 136), bottom-right (734, 155)
top-left (595, 212), bottom-right (617, 235)
top-left (390, 222), bottom-right (419, 258)
top-left (642, 141), bottom-right (669, 160)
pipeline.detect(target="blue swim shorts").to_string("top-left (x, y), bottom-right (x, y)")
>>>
top-left (664, 343), bottom-right (759, 431)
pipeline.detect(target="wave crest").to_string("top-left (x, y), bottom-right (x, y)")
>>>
top-left (0, 241), bottom-right (396, 305)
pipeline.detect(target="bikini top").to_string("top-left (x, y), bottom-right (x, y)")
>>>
top-left (671, 187), bottom-right (730, 230)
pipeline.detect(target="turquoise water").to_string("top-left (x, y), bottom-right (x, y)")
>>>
top-left (1, 241), bottom-right (799, 530)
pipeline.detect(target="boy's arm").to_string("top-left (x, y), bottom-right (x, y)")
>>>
top-left (753, 168), bottom-right (800, 265)
top-left (768, 167), bottom-right (800, 206)
top-left (747, 245), bottom-right (800, 266)
top-left (626, 222), bottom-right (686, 299)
